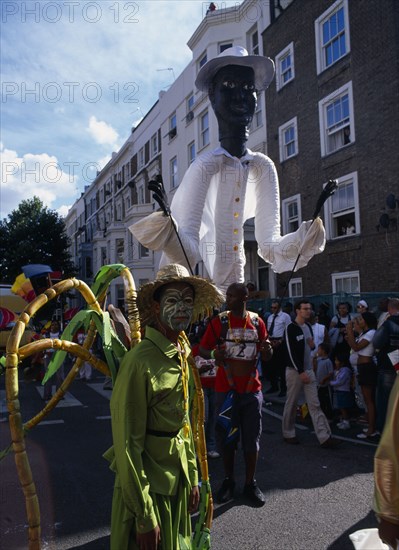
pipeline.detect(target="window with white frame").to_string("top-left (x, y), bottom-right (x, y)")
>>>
top-left (170, 156), bottom-right (178, 188)
top-left (115, 203), bottom-right (122, 221)
top-left (276, 42), bottom-right (295, 90)
top-left (252, 103), bottom-right (262, 130)
top-left (282, 194), bottom-right (302, 234)
top-left (151, 133), bottom-right (158, 157)
top-left (332, 271), bottom-right (360, 294)
top-left (187, 94), bottom-right (194, 112)
top-left (323, 172), bottom-right (360, 239)
top-left (198, 52), bottom-right (207, 70)
top-left (137, 184), bottom-right (145, 205)
top-left (250, 28), bottom-right (259, 55)
top-left (116, 239), bottom-right (124, 263)
top-left (315, 0), bottom-right (350, 74)
top-left (219, 42), bottom-right (232, 53)
top-left (125, 162), bottom-right (130, 181)
top-left (186, 94), bottom-right (194, 124)
top-left (289, 277), bottom-right (303, 298)
top-left (138, 147), bottom-right (145, 168)
top-left (169, 113), bottom-right (177, 140)
top-left (319, 82), bottom-right (354, 156)
top-left (279, 117), bottom-right (298, 162)
top-left (139, 244), bottom-right (150, 259)
top-left (188, 141), bottom-right (196, 164)
top-left (200, 111), bottom-right (209, 148)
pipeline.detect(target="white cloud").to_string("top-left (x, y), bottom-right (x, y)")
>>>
top-left (1, 0), bottom-right (241, 217)
top-left (0, 144), bottom-right (78, 218)
top-left (57, 205), bottom-right (72, 218)
top-left (87, 116), bottom-right (119, 146)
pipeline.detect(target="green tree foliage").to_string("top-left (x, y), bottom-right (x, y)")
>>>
top-left (0, 197), bottom-right (76, 284)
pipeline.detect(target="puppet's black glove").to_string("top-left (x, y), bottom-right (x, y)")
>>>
top-left (312, 179), bottom-right (338, 220)
top-left (148, 175), bottom-right (171, 216)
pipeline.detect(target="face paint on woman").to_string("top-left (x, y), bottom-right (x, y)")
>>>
top-left (159, 285), bottom-right (194, 333)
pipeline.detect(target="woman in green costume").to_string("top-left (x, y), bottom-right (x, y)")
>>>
top-left (104, 264), bottom-right (222, 549)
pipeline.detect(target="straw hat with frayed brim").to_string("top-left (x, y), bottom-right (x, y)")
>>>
top-left (195, 45), bottom-right (275, 92)
top-left (137, 264), bottom-right (224, 325)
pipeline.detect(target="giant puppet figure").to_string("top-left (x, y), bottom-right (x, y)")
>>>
top-left (131, 46), bottom-right (325, 292)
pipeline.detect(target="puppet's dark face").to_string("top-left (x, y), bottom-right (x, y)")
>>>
top-left (209, 65), bottom-right (257, 128)
top-left (158, 283), bottom-right (194, 333)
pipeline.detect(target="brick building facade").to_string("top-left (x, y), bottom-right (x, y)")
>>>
top-left (263, 0), bottom-right (399, 296)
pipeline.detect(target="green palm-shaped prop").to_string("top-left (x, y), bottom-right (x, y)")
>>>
top-left (4, 264), bottom-right (212, 550)
top-left (42, 264), bottom-right (137, 386)
top-left (91, 263), bottom-right (127, 301)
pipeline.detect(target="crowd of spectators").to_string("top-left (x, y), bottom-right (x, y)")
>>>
top-left (189, 294), bottom-right (398, 451)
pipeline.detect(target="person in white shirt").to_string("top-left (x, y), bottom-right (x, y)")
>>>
top-left (265, 301), bottom-right (291, 396)
top-left (131, 46), bottom-right (325, 293)
top-left (346, 312), bottom-right (378, 439)
top-left (309, 310), bottom-right (328, 359)
top-left (282, 301), bottom-right (336, 448)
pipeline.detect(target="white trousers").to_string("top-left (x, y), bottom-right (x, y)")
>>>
top-left (282, 368), bottom-right (331, 444)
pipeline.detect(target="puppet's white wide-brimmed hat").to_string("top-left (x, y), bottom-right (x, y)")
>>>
top-left (195, 45), bottom-right (275, 92)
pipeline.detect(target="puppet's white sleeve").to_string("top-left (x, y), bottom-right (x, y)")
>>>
top-left (129, 211), bottom-right (182, 257)
top-left (253, 156), bottom-right (326, 273)
top-left (129, 159), bottom-right (208, 270)
top-left (130, 212), bottom-right (202, 270)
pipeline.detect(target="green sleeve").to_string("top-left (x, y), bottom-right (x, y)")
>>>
top-left (110, 349), bottom-right (158, 534)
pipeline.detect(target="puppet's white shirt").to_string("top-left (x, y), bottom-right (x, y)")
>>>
top-left (130, 147), bottom-right (325, 292)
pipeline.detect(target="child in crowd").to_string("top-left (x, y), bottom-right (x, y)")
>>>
top-left (329, 354), bottom-right (355, 429)
top-left (313, 343), bottom-right (334, 420)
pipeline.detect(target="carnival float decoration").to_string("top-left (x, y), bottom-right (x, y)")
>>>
top-left (3, 264), bottom-right (213, 549)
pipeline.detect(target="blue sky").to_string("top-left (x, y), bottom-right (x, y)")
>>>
top-left (1, 0), bottom-right (238, 219)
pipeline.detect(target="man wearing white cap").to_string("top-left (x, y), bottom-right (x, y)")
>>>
top-left (357, 300), bottom-right (369, 312)
top-left (131, 46), bottom-right (325, 292)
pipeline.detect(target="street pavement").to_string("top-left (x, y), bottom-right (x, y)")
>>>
top-left (0, 373), bottom-right (379, 550)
